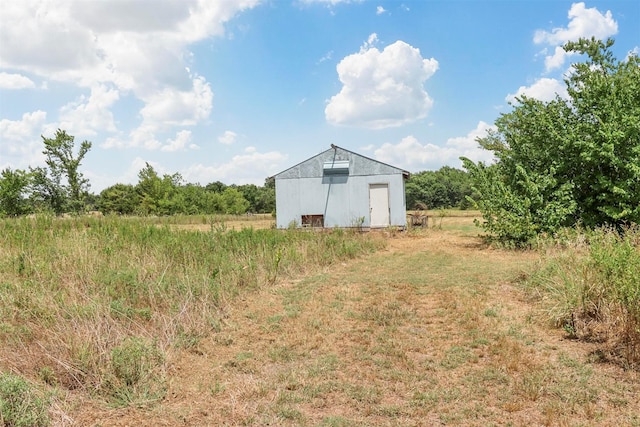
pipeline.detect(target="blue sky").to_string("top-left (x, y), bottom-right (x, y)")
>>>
top-left (1, 0), bottom-right (638, 193)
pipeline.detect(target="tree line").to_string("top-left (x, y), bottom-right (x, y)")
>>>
top-left (1, 130), bottom-right (475, 217)
top-left (0, 129), bottom-right (276, 217)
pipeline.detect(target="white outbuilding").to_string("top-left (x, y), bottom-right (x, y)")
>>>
top-left (273, 145), bottom-right (409, 229)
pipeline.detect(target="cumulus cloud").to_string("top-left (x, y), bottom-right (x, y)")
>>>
top-left (376, 6), bottom-right (386, 15)
top-left (58, 85), bottom-right (120, 136)
top-left (325, 34), bottom-right (438, 129)
top-left (183, 147), bottom-right (288, 185)
top-left (0, 0), bottom-right (256, 156)
top-left (0, 0), bottom-right (259, 85)
top-left (218, 130), bottom-right (238, 145)
top-left (506, 78), bottom-right (569, 103)
top-left (139, 76), bottom-right (213, 129)
top-left (0, 72), bottom-right (36, 89)
top-left (161, 130), bottom-right (199, 152)
top-left (0, 110), bottom-right (47, 141)
top-left (534, 2), bottom-right (618, 71)
top-left (373, 121), bottom-right (496, 171)
top-left (0, 110), bottom-right (50, 168)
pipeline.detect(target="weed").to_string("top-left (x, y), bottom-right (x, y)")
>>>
top-left (0, 372), bottom-right (50, 427)
top-left (319, 416), bottom-right (354, 426)
top-left (209, 381), bottom-right (225, 396)
top-left (526, 225), bottom-right (640, 368)
top-left (440, 345), bottom-right (478, 369)
top-left (107, 337), bottom-right (165, 406)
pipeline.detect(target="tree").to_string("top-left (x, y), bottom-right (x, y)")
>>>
top-left (0, 168), bottom-right (32, 217)
top-left (221, 187), bottom-right (249, 215)
top-left (463, 38), bottom-right (640, 245)
top-left (135, 163), bottom-right (183, 215)
top-left (41, 129), bottom-right (92, 213)
top-left (405, 167), bottom-right (474, 210)
top-left (29, 166), bottom-right (67, 215)
top-left (98, 184), bottom-right (139, 215)
top-left (237, 183), bottom-right (275, 213)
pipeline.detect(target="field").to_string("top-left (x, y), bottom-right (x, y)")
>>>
top-left (1, 213), bottom-right (639, 426)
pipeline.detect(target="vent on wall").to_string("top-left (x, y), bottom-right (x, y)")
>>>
top-left (323, 160), bottom-right (349, 175)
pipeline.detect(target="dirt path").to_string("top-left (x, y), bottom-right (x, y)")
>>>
top-left (72, 230), bottom-right (640, 426)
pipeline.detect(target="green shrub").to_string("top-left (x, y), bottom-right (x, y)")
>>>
top-left (0, 372), bottom-right (50, 427)
top-left (107, 337), bottom-right (165, 406)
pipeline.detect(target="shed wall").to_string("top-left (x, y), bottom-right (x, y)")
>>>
top-left (275, 173), bottom-right (406, 228)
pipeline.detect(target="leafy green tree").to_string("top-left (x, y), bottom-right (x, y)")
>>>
top-left (236, 183), bottom-right (275, 213)
top-left (463, 38), bottom-right (640, 245)
top-left (98, 184), bottom-right (139, 215)
top-left (28, 166), bottom-right (67, 214)
top-left (41, 129), bottom-right (92, 213)
top-left (221, 187), bottom-right (249, 215)
top-left (135, 163), bottom-right (183, 215)
top-left (562, 38), bottom-right (640, 226)
top-left (405, 167), bottom-right (473, 210)
top-left (205, 181), bottom-right (227, 193)
top-left (0, 168), bottom-right (32, 216)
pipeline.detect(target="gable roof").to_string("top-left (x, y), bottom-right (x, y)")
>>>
top-left (273, 145), bottom-right (410, 179)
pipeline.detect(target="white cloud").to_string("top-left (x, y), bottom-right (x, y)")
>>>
top-left (183, 147), bottom-right (288, 185)
top-left (218, 130), bottom-right (238, 145)
top-left (102, 125), bottom-right (161, 150)
top-left (0, 110), bottom-right (49, 168)
top-left (325, 35), bottom-right (438, 129)
top-left (373, 121), bottom-right (496, 171)
top-left (0, 0), bottom-right (255, 154)
top-left (0, 110), bottom-right (47, 141)
top-left (0, 1), bottom-right (102, 75)
top-left (506, 78), bottom-right (568, 103)
top-left (0, 72), bottom-right (35, 89)
top-left (161, 130), bottom-right (199, 152)
top-left (139, 76), bottom-right (213, 129)
top-left (58, 85), bottom-right (120, 137)
top-left (0, 1), bottom-right (260, 87)
top-left (376, 6), bottom-right (386, 15)
top-left (534, 2), bottom-right (618, 71)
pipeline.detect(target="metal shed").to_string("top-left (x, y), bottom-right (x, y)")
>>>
top-left (273, 145), bottom-right (409, 229)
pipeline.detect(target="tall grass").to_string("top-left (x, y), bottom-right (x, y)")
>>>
top-left (0, 215), bottom-right (384, 406)
top-left (527, 225), bottom-right (640, 368)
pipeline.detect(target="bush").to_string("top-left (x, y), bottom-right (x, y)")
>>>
top-left (0, 372), bottom-right (50, 427)
top-left (527, 226), bottom-right (640, 368)
top-left (106, 337), bottom-right (166, 407)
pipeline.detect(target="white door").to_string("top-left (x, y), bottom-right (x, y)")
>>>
top-left (369, 184), bottom-right (390, 227)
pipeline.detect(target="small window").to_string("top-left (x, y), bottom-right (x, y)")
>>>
top-left (302, 214), bottom-right (324, 227)
top-left (323, 160), bottom-right (349, 175)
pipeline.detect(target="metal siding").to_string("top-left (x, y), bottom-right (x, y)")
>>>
top-left (275, 148), bottom-right (407, 228)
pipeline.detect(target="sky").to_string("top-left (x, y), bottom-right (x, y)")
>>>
top-left (0, 0), bottom-right (638, 193)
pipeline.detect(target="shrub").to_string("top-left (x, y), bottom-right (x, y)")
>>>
top-left (0, 372), bottom-right (50, 427)
top-left (527, 226), bottom-right (640, 368)
top-left (106, 337), bottom-right (166, 407)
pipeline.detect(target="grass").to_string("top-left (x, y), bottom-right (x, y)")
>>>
top-left (0, 372), bottom-right (50, 427)
top-left (2, 214), bottom-right (639, 426)
top-left (99, 220), bottom-right (633, 426)
top-left (526, 225), bottom-right (640, 369)
top-left (0, 214), bottom-right (384, 413)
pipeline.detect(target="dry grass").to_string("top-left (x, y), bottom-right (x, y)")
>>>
top-left (66, 218), bottom-right (640, 426)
